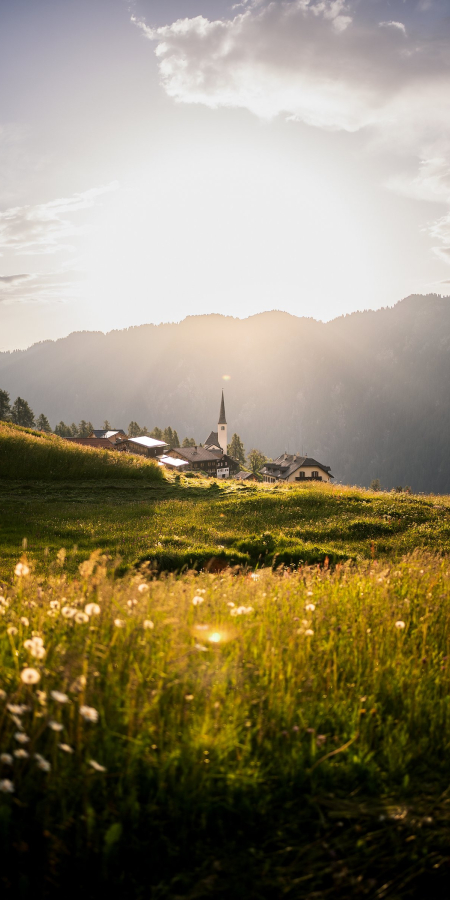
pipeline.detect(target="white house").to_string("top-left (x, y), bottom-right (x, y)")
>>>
top-left (260, 454), bottom-right (333, 484)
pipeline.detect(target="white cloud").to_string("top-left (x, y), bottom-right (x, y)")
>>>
top-left (0, 270), bottom-right (80, 305)
top-left (379, 21), bottom-right (406, 34)
top-left (0, 182), bottom-right (118, 255)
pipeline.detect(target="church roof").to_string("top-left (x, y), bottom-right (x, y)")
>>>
top-left (204, 431), bottom-right (220, 449)
top-left (218, 391), bottom-right (226, 424)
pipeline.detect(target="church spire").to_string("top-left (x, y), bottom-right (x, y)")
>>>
top-left (218, 390), bottom-right (227, 425)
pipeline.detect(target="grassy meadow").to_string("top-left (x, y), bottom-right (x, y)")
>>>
top-left (1, 424), bottom-right (450, 897)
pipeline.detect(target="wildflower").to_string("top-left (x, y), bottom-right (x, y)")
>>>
top-left (21, 668), bottom-right (40, 685)
top-left (24, 637), bottom-right (45, 659)
top-left (48, 720), bottom-right (63, 732)
top-left (13, 749), bottom-right (29, 758)
top-left (51, 691), bottom-right (69, 704)
top-left (143, 619), bottom-right (154, 630)
top-left (7, 704), bottom-right (28, 715)
top-left (305, 603), bottom-right (316, 612)
top-left (316, 734), bottom-right (327, 746)
top-left (75, 612), bottom-right (89, 624)
top-left (114, 618), bottom-right (124, 628)
top-left (69, 675), bottom-right (86, 693)
top-left (7, 626), bottom-right (17, 636)
top-left (59, 743), bottom-right (74, 754)
top-left (137, 583), bottom-right (149, 593)
top-left (15, 562), bottom-right (30, 577)
top-left (0, 779), bottom-right (14, 793)
top-left (79, 705), bottom-right (98, 723)
top-left (36, 758), bottom-right (51, 772)
top-left (62, 606), bottom-right (76, 618)
top-left (192, 596), bottom-right (205, 606)
top-left (227, 602), bottom-right (235, 608)
top-left (89, 759), bottom-right (106, 772)
top-left (306, 591), bottom-right (313, 596)
top-left (395, 620), bottom-right (406, 630)
top-left (194, 643), bottom-right (208, 651)
top-left (250, 573), bottom-right (259, 581)
top-left (0, 597), bottom-right (8, 607)
top-left (36, 691), bottom-right (47, 705)
top-left (185, 695), bottom-right (194, 701)
top-left (20, 617), bottom-right (30, 627)
top-left (14, 732), bottom-right (30, 744)
top-left (304, 629), bottom-right (314, 636)
top-left (1, 753), bottom-right (13, 765)
top-left (49, 600), bottom-right (60, 610)
top-left (230, 606), bottom-right (254, 616)
top-left (85, 603), bottom-right (101, 617)
top-left (292, 725), bottom-right (300, 732)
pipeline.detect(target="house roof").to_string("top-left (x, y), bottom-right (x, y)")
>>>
top-left (158, 455), bottom-right (189, 468)
top-left (118, 436), bottom-right (168, 449)
top-left (218, 391), bottom-right (227, 425)
top-left (235, 471), bottom-right (254, 480)
top-left (65, 438), bottom-right (115, 449)
top-left (169, 446), bottom-right (222, 463)
top-left (90, 429), bottom-right (126, 440)
top-left (260, 454), bottom-right (333, 480)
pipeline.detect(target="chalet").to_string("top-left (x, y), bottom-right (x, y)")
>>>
top-left (158, 455), bottom-right (189, 472)
top-left (88, 429), bottom-right (127, 445)
top-left (260, 454), bottom-right (333, 484)
top-left (115, 435), bottom-right (169, 459)
top-left (167, 392), bottom-right (239, 478)
top-left (234, 470), bottom-right (259, 482)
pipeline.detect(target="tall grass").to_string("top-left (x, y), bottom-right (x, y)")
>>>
top-left (0, 422), bottom-right (165, 481)
top-left (0, 550), bottom-right (449, 894)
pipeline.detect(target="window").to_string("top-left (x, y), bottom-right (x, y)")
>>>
top-left (221, 426), bottom-right (225, 430)
top-left (299, 471), bottom-right (305, 479)
top-left (312, 471), bottom-right (319, 479)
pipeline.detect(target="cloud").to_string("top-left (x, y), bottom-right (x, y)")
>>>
top-left (0, 269), bottom-right (79, 305)
top-left (0, 182), bottom-right (118, 255)
top-left (0, 273), bottom-right (33, 284)
top-left (136, 1), bottom-right (450, 263)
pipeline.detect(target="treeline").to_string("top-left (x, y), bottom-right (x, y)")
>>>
top-left (227, 433), bottom-right (267, 475)
top-left (0, 389), bottom-right (50, 432)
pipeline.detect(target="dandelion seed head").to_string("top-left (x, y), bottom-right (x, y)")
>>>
top-left (14, 749), bottom-right (29, 758)
top-left (304, 629), bottom-right (314, 636)
top-left (185, 694), bottom-right (194, 701)
top-left (58, 743), bottom-right (74, 754)
top-left (20, 617), bottom-right (29, 627)
top-left (7, 704), bottom-right (28, 715)
top-left (15, 562), bottom-right (30, 578)
top-left (14, 732), bottom-right (29, 744)
top-left (1, 753), bottom-right (13, 765)
top-left (0, 779), bottom-right (14, 793)
top-left (395, 620), bottom-right (406, 629)
top-left (79, 705), bottom-right (98, 723)
top-left (48, 720), bottom-right (63, 732)
top-left (75, 612), bottom-right (89, 624)
top-left (89, 759), bottom-right (106, 772)
top-left (305, 603), bottom-right (316, 611)
top-left (114, 618), bottom-right (124, 628)
top-left (49, 600), bottom-right (60, 610)
top-left (143, 619), bottom-right (154, 630)
top-left (36, 758), bottom-right (51, 772)
top-left (192, 596), bottom-right (205, 606)
top-left (21, 667), bottom-right (40, 685)
top-left (62, 606), bottom-right (76, 618)
top-left (137, 583), bottom-right (149, 593)
top-left (7, 626), bottom-right (17, 636)
top-left (85, 603), bottom-right (101, 617)
top-left (51, 691), bottom-right (69, 704)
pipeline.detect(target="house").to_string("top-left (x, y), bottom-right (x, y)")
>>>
top-left (115, 435), bottom-right (169, 459)
top-left (260, 454), bottom-right (333, 484)
top-left (158, 455), bottom-right (189, 472)
top-left (88, 429), bottom-right (127, 445)
top-left (167, 392), bottom-right (239, 478)
top-left (235, 470), bottom-right (259, 482)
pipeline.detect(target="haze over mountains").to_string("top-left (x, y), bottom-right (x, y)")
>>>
top-left (0, 294), bottom-right (449, 493)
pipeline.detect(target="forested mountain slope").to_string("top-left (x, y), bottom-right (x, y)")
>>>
top-left (0, 294), bottom-right (449, 492)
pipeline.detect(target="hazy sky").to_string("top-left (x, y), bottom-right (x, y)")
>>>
top-left (1, 0), bottom-right (450, 349)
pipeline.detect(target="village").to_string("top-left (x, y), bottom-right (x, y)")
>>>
top-left (65, 392), bottom-right (333, 485)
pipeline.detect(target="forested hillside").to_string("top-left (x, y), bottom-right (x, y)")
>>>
top-left (0, 294), bottom-right (449, 492)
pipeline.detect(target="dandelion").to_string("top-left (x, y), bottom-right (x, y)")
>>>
top-left (51, 691), bottom-right (69, 704)
top-left (306, 590), bottom-right (313, 596)
top-left (7, 626), bottom-right (17, 636)
top-left (13, 749), bottom-right (29, 759)
top-left (192, 596), bottom-right (205, 606)
top-left (24, 637), bottom-right (45, 659)
top-left (89, 759), bottom-right (106, 772)
top-left (49, 600), bottom-right (60, 610)
top-left (395, 620), bottom-right (406, 630)
top-left (21, 667), bottom-right (40, 685)
top-left (20, 617), bottom-right (29, 627)
top-left (143, 620), bottom-right (154, 630)
top-left (59, 743), bottom-right (74, 754)
top-left (79, 705), bottom-right (98, 723)
top-left (15, 562), bottom-right (30, 577)
top-left (250, 573), bottom-right (259, 581)
top-left (304, 629), bottom-right (314, 636)
top-left (185, 695), bottom-right (194, 702)
top-left (85, 603), bottom-right (101, 617)
top-left (7, 704), bottom-right (29, 715)
top-left (137, 583), bottom-right (149, 593)
top-left (194, 643), bottom-right (208, 651)
top-left (316, 734), bottom-right (327, 746)
top-left (14, 733), bottom-right (30, 744)
top-left (48, 720), bottom-right (63, 732)
top-left (305, 603), bottom-right (316, 612)
top-left (114, 618), bottom-right (124, 628)
top-left (75, 612), bottom-right (89, 624)
top-left (230, 606), bottom-right (254, 616)
top-left (62, 607), bottom-right (77, 618)
top-left (36, 691), bottom-right (47, 705)
top-left (0, 779), bottom-right (14, 793)
top-left (36, 758), bottom-right (51, 772)
top-left (1, 754), bottom-right (13, 765)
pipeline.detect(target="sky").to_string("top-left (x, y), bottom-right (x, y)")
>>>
top-left (1, 0), bottom-right (450, 350)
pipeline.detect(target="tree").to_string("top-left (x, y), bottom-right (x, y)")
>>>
top-left (370, 479), bottom-right (381, 492)
top-left (103, 420), bottom-right (111, 431)
top-left (128, 421), bottom-right (141, 437)
top-left (182, 437), bottom-right (196, 447)
top-left (78, 420), bottom-right (93, 437)
top-left (162, 427), bottom-right (180, 449)
top-left (228, 433), bottom-right (246, 466)
top-left (10, 397), bottom-right (35, 428)
top-left (150, 426), bottom-right (163, 441)
top-left (0, 389), bottom-right (11, 422)
top-left (36, 414), bottom-right (51, 433)
top-left (55, 421), bottom-right (71, 437)
top-left (247, 448), bottom-right (266, 475)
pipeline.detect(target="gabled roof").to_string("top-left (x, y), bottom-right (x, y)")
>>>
top-left (90, 429), bottom-right (126, 440)
top-left (235, 470), bottom-right (254, 480)
top-left (158, 455), bottom-right (189, 468)
top-left (204, 431), bottom-right (220, 449)
top-left (218, 391), bottom-right (227, 425)
top-left (119, 436), bottom-right (168, 449)
top-left (169, 446), bottom-right (222, 463)
top-left (260, 454), bottom-right (333, 480)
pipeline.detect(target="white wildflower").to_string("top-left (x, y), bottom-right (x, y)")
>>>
top-left (20, 667), bottom-right (40, 685)
top-left (49, 600), bottom-right (60, 610)
top-left (7, 626), bottom-right (17, 636)
top-left (14, 732), bottom-right (30, 744)
top-left (75, 612), bottom-right (89, 624)
top-left (7, 704), bottom-right (29, 715)
top-left (395, 620), bottom-right (406, 630)
top-left (15, 562), bottom-right (30, 577)
top-left (58, 743), bottom-right (74, 754)
top-left (89, 759), bottom-right (106, 772)
top-left (192, 596), bottom-right (205, 606)
top-left (20, 617), bottom-right (29, 627)
top-left (0, 753), bottom-right (13, 765)
top-left (305, 603), bottom-right (316, 612)
top-left (143, 620), bottom-right (154, 630)
top-left (13, 749), bottom-right (29, 759)
top-left (114, 618), bottom-right (124, 628)
top-left (304, 629), bottom-right (314, 636)
top-left (137, 583), bottom-right (149, 593)
top-left (79, 705), bottom-right (98, 723)
top-left (51, 690), bottom-right (69, 704)
top-left (48, 720), bottom-right (63, 732)
top-left (0, 779), bottom-right (14, 793)
top-left (230, 606), bottom-right (254, 616)
top-left (85, 603), bottom-right (101, 617)
top-left (62, 606), bottom-right (77, 618)
top-left (36, 758), bottom-right (51, 772)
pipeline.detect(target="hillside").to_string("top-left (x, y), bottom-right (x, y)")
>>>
top-left (0, 294), bottom-right (449, 492)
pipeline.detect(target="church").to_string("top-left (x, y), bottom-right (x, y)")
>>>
top-left (166, 392), bottom-right (239, 478)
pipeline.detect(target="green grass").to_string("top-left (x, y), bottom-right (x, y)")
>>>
top-left (0, 554), bottom-right (450, 897)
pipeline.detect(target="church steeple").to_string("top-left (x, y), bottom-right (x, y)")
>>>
top-left (217, 391), bottom-right (227, 453)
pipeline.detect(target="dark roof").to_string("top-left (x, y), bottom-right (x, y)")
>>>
top-left (65, 438), bottom-right (114, 449)
top-left (218, 391), bottom-right (226, 425)
top-left (169, 446), bottom-right (222, 464)
top-left (235, 471), bottom-right (254, 480)
top-left (90, 429), bottom-right (126, 440)
top-left (204, 431), bottom-right (220, 448)
top-left (260, 454), bottom-right (333, 480)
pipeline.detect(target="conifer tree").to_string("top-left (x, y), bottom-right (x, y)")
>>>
top-left (10, 397), bottom-right (35, 428)
top-left (150, 426), bottom-right (163, 441)
top-left (182, 437), bottom-right (196, 447)
top-left (128, 421), bottom-right (141, 437)
top-left (247, 449), bottom-right (266, 475)
top-left (36, 414), bottom-right (51, 433)
top-left (227, 433), bottom-right (246, 466)
top-left (78, 420), bottom-right (92, 437)
top-left (103, 420), bottom-right (111, 431)
top-left (0, 389), bottom-right (11, 422)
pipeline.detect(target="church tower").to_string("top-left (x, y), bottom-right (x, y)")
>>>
top-left (218, 390), bottom-right (227, 454)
